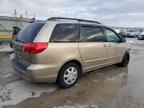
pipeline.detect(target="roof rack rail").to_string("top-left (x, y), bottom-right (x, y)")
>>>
top-left (47, 17), bottom-right (101, 24)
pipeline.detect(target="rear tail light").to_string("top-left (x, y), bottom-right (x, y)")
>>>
top-left (22, 42), bottom-right (48, 54)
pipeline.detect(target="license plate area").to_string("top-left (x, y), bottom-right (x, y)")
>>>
top-left (14, 42), bottom-right (31, 66)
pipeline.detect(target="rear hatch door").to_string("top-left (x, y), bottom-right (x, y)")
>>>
top-left (13, 22), bottom-right (45, 67)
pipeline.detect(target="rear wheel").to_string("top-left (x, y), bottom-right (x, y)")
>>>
top-left (57, 62), bottom-right (81, 89)
top-left (118, 53), bottom-right (130, 67)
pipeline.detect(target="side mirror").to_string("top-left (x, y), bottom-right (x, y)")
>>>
top-left (121, 37), bottom-right (126, 43)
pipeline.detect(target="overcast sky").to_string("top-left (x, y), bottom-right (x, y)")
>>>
top-left (0, 0), bottom-right (144, 27)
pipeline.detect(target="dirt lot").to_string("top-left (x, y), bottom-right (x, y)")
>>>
top-left (0, 38), bottom-right (144, 108)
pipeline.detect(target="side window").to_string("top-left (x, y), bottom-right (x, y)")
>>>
top-left (50, 24), bottom-right (79, 42)
top-left (105, 29), bottom-right (121, 43)
top-left (80, 26), bottom-right (105, 42)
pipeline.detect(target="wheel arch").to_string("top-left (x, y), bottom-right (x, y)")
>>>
top-left (125, 50), bottom-right (130, 57)
top-left (56, 59), bottom-right (83, 82)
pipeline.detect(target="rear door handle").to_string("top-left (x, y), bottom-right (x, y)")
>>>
top-left (103, 44), bottom-right (107, 47)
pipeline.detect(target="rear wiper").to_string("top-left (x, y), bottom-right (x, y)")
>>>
top-left (15, 39), bottom-right (24, 43)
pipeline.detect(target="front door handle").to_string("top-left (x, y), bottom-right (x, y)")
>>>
top-left (109, 44), bottom-right (112, 47)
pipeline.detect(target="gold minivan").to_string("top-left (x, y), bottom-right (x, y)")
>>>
top-left (11, 17), bottom-right (131, 88)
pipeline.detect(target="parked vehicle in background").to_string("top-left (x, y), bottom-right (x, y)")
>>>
top-left (134, 31), bottom-right (141, 38)
top-left (10, 27), bottom-right (21, 48)
top-left (11, 17), bottom-right (131, 89)
top-left (138, 31), bottom-right (144, 40)
top-left (12, 27), bottom-right (21, 39)
top-left (125, 30), bottom-right (136, 38)
top-left (114, 29), bottom-right (126, 38)
top-left (114, 29), bottom-right (121, 34)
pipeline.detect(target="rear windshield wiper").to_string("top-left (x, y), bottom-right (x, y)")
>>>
top-left (15, 39), bottom-right (24, 43)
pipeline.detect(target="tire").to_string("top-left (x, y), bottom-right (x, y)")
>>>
top-left (57, 62), bottom-right (81, 89)
top-left (118, 53), bottom-right (130, 67)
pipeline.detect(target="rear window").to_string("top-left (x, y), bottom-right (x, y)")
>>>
top-left (50, 24), bottom-right (79, 42)
top-left (16, 22), bottom-right (44, 43)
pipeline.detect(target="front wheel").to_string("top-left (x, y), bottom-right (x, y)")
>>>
top-left (57, 62), bottom-right (81, 89)
top-left (118, 53), bottom-right (130, 67)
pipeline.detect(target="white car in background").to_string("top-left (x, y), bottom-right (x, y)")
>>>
top-left (138, 31), bottom-right (144, 40)
top-left (114, 29), bottom-right (126, 37)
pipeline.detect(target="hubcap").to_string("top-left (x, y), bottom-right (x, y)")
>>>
top-left (64, 67), bottom-right (78, 85)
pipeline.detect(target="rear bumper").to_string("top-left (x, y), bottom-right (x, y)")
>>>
top-left (11, 57), bottom-right (58, 83)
